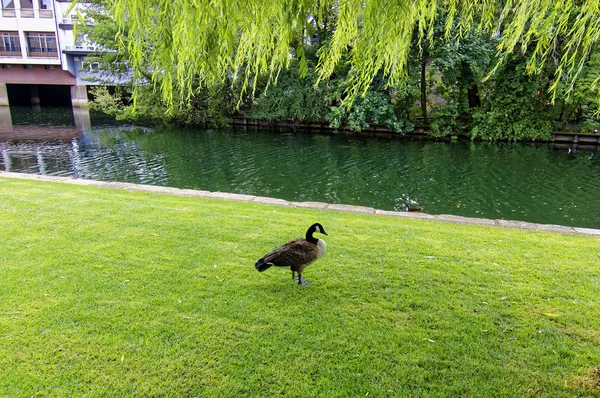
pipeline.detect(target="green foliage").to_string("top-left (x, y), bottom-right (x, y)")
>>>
top-left (87, 85), bottom-right (129, 119)
top-left (328, 86), bottom-right (414, 133)
top-left (429, 103), bottom-right (461, 137)
top-left (471, 58), bottom-right (554, 141)
top-left (83, 0), bottom-right (242, 127)
top-left (553, 45), bottom-right (600, 133)
top-left (111, 0), bottom-right (600, 111)
top-left (88, 84), bottom-right (237, 128)
top-left (471, 110), bottom-right (553, 142)
top-left (391, 78), bottom-right (420, 129)
top-left (250, 59), bottom-right (329, 121)
top-left (252, 70), bottom-right (415, 132)
top-left (250, 44), bottom-right (417, 132)
top-left (428, 26), bottom-right (496, 136)
top-left (84, 0), bottom-right (600, 139)
top-left (78, 2), bottom-right (130, 72)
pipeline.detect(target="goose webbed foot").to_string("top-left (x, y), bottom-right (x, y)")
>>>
top-left (297, 274), bottom-right (311, 286)
top-left (292, 271), bottom-right (310, 286)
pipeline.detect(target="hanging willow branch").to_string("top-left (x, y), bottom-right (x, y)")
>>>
top-left (111, 0), bottom-right (600, 108)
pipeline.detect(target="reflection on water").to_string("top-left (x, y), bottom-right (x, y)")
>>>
top-left (1, 126), bottom-right (599, 229)
top-left (10, 106), bottom-right (75, 126)
top-left (0, 106), bottom-right (12, 134)
top-left (7, 105), bottom-right (93, 133)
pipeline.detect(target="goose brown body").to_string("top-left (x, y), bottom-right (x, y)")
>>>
top-left (255, 223), bottom-right (327, 286)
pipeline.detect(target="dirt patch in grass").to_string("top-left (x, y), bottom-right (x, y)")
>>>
top-left (570, 367), bottom-right (600, 392)
top-left (585, 367), bottom-right (600, 389)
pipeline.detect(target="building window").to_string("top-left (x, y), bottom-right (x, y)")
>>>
top-left (0, 31), bottom-right (21, 57)
top-left (82, 60), bottom-right (100, 71)
top-left (1, 0), bottom-right (16, 17)
top-left (26, 32), bottom-right (58, 58)
top-left (19, 0), bottom-right (33, 17)
top-left (38, 0), bottom-right (52, 17)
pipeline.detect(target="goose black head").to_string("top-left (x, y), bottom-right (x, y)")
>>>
top-left (306, 223), bottom-right (328, 240)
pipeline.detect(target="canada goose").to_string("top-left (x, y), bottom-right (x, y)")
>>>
top-left (405, 204), bottom-right (423, 212)
top-left (255, 223), bottom-right (328, 286)
top-left (404, 199), bottom-right (423, 212)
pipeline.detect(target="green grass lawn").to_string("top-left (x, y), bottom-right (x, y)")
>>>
top-left (1, 177), bottom-right (599, 397)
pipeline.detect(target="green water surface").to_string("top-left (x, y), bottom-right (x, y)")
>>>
top-left (1, 126), bottom-right (599, 229)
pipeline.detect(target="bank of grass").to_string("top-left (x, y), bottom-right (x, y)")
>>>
top-left (1, 177), bottom-right (599, 397)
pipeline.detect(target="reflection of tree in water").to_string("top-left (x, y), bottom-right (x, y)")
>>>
top-left (71, 130), bottom-right (169, 186)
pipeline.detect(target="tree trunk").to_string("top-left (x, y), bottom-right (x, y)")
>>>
top-left (462, 61), bottom-right (481, 108)
top-left (467, 85), bottom-right (481, 108)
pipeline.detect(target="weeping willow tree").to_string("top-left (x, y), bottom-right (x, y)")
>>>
top-left (111, 0), bottom-right (600, 111)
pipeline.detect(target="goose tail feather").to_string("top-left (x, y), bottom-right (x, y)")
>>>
top-left (255, 257), bottom-right (273, 272)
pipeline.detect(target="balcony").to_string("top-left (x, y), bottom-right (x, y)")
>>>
top-left (62, 44), bottom-right (97, 53)
top-left (39, 9), bottom-right (53, 18)
top-left (0, 50), bottom-right (22, 57)
top-left (1, 8), bottom-right (16, 17)
top-left (1, 7), bottom-right (53, 19)
top-left (61, 16), bottom-right (77, 24)
top-left (20, 8), bottom-right (34, 17)
top-left (27, 49), bottom-right (58, 58)
top-left (59, 16), bottom-right (94, 30)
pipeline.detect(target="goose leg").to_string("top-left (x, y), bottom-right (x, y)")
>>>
top-left (292, 271), bottom-right (298, 282)
top-left (297, 273), bottom-right (311, 286)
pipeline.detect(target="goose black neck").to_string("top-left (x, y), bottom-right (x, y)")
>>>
top-left (306, 229), bottom-right (319, 244)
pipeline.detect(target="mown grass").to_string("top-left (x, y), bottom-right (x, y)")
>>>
top-left (1, 176), bottom-right (599, 397)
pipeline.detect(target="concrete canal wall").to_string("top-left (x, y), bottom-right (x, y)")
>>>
top-left (2, 171), bottom-right (599, 237)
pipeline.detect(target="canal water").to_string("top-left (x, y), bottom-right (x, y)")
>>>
top-left (1, 126), bottom-right (599, 229)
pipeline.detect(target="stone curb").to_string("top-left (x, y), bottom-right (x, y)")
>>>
top-left (2, 171), bottom-right (599, 237)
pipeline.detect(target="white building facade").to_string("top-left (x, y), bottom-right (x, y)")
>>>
top-left (0, 0), bottom-right (93, 132)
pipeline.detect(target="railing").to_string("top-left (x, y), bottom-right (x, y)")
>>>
top-left (60, 16), bottom-right (94, 26)
top-left (20, 8), bottom-right (34, 17)
top-left (0, 50), bottom-right (22, 57)
top-left (1, 8), bottom-right (53, 18)
top-left (39, 9), bottom-right (53, 18)
top-left (62, 44), bottom-right (97, 52)
top-left (27, 50), bottom-right (59, 58)
top-left (1, 8), bottom-right (16, 17)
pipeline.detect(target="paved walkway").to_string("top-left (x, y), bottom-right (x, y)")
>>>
top-left (2, 171), bottom-right (599, 237)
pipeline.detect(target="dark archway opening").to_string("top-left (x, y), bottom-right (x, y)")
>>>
top-left (6, 84), bottom-right (74, 125)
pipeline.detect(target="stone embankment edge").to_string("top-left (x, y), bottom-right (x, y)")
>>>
top-left (2, 171), bottom-right (599, 237)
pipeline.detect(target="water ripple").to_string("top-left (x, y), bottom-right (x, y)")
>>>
top-left (1, 128), bottom-right (599, 229)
